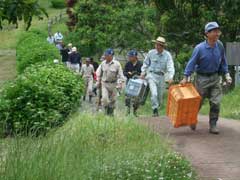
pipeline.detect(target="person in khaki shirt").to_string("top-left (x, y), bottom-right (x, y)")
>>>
top-left (80, 58), bottom-right (95, 102)
top-left (96, 48), bottom-right (125, 115)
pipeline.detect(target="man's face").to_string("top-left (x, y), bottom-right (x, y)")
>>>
top-left (206, 28), bottom-right (221, 42)
top-left (105, 55), bottom-right (113, 62)
top-left (155, 43), bottom-right (164, 53)
top-left (128, 56), bottom-right (137, 63)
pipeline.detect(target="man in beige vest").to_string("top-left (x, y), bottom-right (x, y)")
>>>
top-left (80, 58), bottom-right (95, 102)
top-left (96, 48), bottom-right (125, 115)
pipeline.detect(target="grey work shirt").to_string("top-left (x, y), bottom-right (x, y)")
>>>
top-left (141, 49), bottom-right (175, 81)
top-left (80, 64), bottom-right (94, 79)
top-left (96, 59), bottom-right (125, 83)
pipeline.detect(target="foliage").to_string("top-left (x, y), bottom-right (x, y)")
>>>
top-left (51, 0), bottom-right (66, 9)
top-left (1, 113), bottom-right (196, 179)
top-left (0, 0), bottom-right (48, 30)
top-left (65, 0), bottom-right (155, 57)
top-left (16, 31), bottom-right (60, 73)
top-left (0, 63), bottom-right (84, 136)
top-left (201, 86), bottom-right (240, 119)
top-left (65, 0), bottom-right (240, 62)
top-left (65, 0), bottom-right (77, 31)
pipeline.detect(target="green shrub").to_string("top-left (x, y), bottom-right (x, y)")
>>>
top-left (51, 0), bottom-right (66, 9)
top-left (0, 63), bottom-right (84, 136)
top-left (16, 32), bottom-right (60, 73)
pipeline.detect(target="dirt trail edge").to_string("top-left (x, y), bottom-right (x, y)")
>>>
top-left (139, 115), bottom-right (240, 180)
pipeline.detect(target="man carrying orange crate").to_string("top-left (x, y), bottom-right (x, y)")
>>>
top-left (181, 22), bottom-right (232, 134)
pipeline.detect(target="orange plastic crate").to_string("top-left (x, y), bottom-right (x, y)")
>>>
top-left (166, 83), bottom-right (202, 128)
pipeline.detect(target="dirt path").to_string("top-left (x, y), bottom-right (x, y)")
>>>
top-left (139, 115), bottom-right (240, 180)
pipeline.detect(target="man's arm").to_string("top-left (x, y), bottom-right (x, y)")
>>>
top-left (140, 52), bottom-right (151, 78)
top-left (181, 47), bottom-right (199, 84)
top-left (166, 52), bottom-right (175, 83)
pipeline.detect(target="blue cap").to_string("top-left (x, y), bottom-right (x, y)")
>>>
top-left (127, 50), bottom-right (138, 57)
top-left (104, 48), bottom-right (114, 56)
top-left (205, 22), bottom-right (220, 33)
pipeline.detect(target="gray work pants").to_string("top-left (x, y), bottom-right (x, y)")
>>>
top-left (195, 73), bottom-right (222, 126)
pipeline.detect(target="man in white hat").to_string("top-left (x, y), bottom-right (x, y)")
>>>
top-left (181, 22), bottom-right (232, 134)
top-left (140, 36), bottom-right (175, 117)
top-left (68, 47), bottom-right (81, 73)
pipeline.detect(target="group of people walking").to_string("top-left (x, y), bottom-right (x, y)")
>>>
top-left (53, 22), bottom-right (232, 135)
top-left (95, 21), bottom-right (232, 135)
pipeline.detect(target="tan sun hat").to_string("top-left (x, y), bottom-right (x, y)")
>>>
top-left (72, 47), bottom-right (77, 52)
top-left (152, 36), bottom-right (166, 46)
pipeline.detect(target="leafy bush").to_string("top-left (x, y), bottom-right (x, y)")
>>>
top-left (0, 63), bottom-right (84, 136)
top-left (16, 32), bottom-right (60, 73)
top-left (51, 0), bottom-right (66, 9)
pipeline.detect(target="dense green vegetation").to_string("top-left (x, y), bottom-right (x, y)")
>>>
top-left (0, 113), bottom-right (196, 180)
top-left (0, 63), bottom-right (84, 136)
top-left (16, 30), bottom-right (60, 73)
top-left (51, 0), bottom-right (66, 9)
top-left (0, 0), bottom-right (48, 30)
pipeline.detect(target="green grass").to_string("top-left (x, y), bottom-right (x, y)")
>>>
top-left (0, 0), bottom-right (67, 86)
top-left (200, 86), bottom-right (240, 119)
top-left (0, 113), bottom-right (196, 180)
top-left (0, 0), bottom-right (65, 50)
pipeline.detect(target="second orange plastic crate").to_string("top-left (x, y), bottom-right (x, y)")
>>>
top-left (166, 83), bottom-right (202, 128)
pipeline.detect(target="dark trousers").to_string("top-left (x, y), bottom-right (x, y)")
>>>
top-left (195, 73), bottom-right (222, 126)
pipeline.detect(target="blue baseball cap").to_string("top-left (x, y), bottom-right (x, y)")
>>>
top-left (205, 22), bottom-right (220, 33)
top-left (104, 48), bottom-right (114, 56)
top-left (127, 50), bottom-right (138, 57)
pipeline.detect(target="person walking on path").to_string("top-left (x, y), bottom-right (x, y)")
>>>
top-left (181, 22), bottom-right (232, 134)
top-left (140, 36), bottom-right (175, 117)
top-left (80, 58), bottom-right (95, 102)
top-left (68, 47), bottom-right (81, 73)
top-left (54, 31), bottom-right (63, 43)
top-left (60, 44), bottom-right (69, 65)
top-left (96, 48), bottom-right (125, 116)
top-left (90, 57), bottom-right (99, 96)
top-left (123, 50), bottom-right (143, 116)
top-left (47, 34), bottom-right (55, 44)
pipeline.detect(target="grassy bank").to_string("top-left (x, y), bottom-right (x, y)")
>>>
top-left (0, 0), bottom-right (67, 50)
top-left (200, 86), bottom-right (240, 119)
top-left (0, 113), bottom-right (195, 180)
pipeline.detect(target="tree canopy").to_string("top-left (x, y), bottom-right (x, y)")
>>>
top-left (0, 0), bottom-right (47, 30)
top-left (66, 0), bottom-right (240, 57)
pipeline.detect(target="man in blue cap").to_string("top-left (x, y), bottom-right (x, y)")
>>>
top-left (96, 48), bottom-right (125, 115)
top-left (141, 36), bottom-right (175, 117)
top-left (123, 50), bottom-right (143, 116)
top-left (181, 22), bottom-right (232, 134)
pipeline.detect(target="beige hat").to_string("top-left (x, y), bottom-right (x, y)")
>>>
top-left (152, 36), bottom-right (166, 46)
top-left (72, 47), bottom-right (77, 52)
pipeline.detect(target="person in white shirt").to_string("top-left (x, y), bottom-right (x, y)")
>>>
top-left (54, 31), bottom-right (63, 43)
top-left (47, 34), bottom-right (55, 44)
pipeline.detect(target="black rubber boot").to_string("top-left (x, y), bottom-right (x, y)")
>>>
top-left (108, 107), bottom-right (114, 116)
top-left (104, 106), bottom-right (109, 115)
top-left (133, 106), bottom-right (138, 117)
top-left (152, 108), bottom-right (159, 117)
